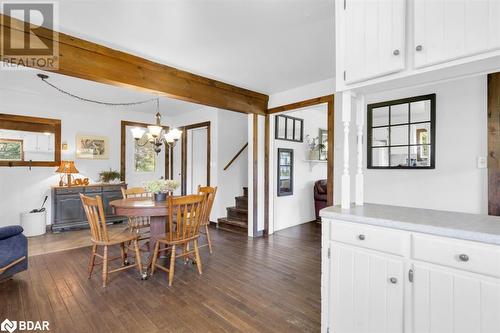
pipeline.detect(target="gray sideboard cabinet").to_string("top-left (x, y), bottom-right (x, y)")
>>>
top-left (51, 183), bottom-right (127, 232)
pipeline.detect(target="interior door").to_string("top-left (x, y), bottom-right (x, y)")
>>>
top-left (330, 243), bottom-right (404, 333)
top-left (412, 263), bottom-right (500, 333)
top-left (186, 127), bottom-right (208, 195)
top-left (344, 0), bottom-right (405, 84)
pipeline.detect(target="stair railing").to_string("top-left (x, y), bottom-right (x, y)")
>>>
top-left (223, 142), bottom-right (248, 171)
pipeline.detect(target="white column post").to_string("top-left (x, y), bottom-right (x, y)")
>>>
top-left (341, 90), bottom-right (352, 209)
top-left (355, 94), bottom-right (365, 206)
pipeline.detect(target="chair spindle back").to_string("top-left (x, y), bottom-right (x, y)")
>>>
top-left (80, 194), bottom-right (109, 242)
top-left (121, 187), bottom-right (152, 199)
top-left (168, 194), bottom-right (206, 242)
top-left (197, 186), bottom-right (217, 226)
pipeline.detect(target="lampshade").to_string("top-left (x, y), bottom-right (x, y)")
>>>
top-left (56, 160), bottom-right (79, 174)
top-left (147, 125), bottom-right (162, 138)
top-left (169, 128), bottom-right (182, 140)
top-left (131, 127), bottom-right (146, 140)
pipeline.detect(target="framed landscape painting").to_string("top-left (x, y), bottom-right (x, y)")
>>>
top-left (0, 139), bottom-right (23, 161)
top-left (76, 134), bottom-right (109, 159)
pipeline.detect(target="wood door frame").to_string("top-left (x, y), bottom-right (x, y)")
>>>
top-left (120, 120), bottom-right (171, 182)
top-left (265, 95), bottom-right (334, 234)
top-left (180, 121), bottom-right (211, 195)
top-left (0, 14), bottom-right (268, 115)
top-left (0, 113), bottom-right (61, 167)
top-left (488, 73), bottom-right (500, 215)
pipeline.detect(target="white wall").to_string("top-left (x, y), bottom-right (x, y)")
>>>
top-left (272, 106), bottom-right (328, 232)
top-left (0, 89), bottom-right (159, 227)
top-left (334, 75), bottom-right (488, 213)
top-left (268, 78), bottom-right (335, 108)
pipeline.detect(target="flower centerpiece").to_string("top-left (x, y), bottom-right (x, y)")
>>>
top-left (143, 179), bottom-right (180, 202)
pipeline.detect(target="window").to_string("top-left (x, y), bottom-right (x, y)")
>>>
top-left (275, 115), bottom-right (303, 142)
top-left (367, 94), bottom-right (435, 169)
top-left (277, 148), bottom-right (293, 196)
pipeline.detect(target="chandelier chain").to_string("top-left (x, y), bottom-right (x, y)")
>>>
top-left (38, 74), bottom-right (159, 107)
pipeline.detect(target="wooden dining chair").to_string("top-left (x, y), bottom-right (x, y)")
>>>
top-left (151, 194), bottom-right (206, 286)
top-left (198, 186), bottom-right (217, 254)
top-left (80, 194), bottom-right (144, 287)
top-left (121, 187), bottom-right (152, 247)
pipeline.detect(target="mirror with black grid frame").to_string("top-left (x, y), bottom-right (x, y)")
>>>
top-left (367, 94), bottom-right (436, 169)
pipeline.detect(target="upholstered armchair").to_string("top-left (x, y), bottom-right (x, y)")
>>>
top-left (314, 179), bottom-right (328, 222)
top-left (0, 226), bottom-right (28, 281)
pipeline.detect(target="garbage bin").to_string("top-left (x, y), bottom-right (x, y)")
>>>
top-left (21, 211), bottom-right (47, 237)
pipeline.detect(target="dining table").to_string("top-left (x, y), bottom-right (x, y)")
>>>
top-left (109, 197), bottom-right (170, 261)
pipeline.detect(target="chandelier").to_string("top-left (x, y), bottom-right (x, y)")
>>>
top-left (130, 101), bottom-right (182, 154)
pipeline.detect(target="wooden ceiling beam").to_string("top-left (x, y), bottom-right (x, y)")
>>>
top-left (267, 95), bottom-right (333, 114)
top-left (0, 14), bottom-right (268, 114)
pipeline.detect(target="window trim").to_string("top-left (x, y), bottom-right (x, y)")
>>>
top-left (367, 94), bottom-right (436, 169)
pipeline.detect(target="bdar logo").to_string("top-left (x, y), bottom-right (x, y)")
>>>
top-left (0, 319), bottom-right (17, 333)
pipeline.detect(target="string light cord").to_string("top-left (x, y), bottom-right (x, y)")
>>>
top-left (36, 73), bottom-right (159, 108)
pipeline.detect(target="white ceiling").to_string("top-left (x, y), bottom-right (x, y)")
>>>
top-left (0, 69), bottom-right (202, 116)
top-left (52, 0), bottom-right (335, 95)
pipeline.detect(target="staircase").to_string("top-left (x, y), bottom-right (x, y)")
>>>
top-left (217, 187), bottom-right (248, 235)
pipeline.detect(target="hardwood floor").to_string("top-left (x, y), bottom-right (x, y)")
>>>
top-left (0, 222), bottom-right (321, 333)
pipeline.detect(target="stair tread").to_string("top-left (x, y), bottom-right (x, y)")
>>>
top-left (218, 218), bottom-right (248, 228)
top-left (217, 226), bottom-right (247, 235)
top-left (227, 206), bottom-right (248, 213)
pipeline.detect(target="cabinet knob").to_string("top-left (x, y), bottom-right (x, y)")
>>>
top-left (416, 45), bottom-right (423, 52)
top-left (389, 277), bottom-right (398, 284)
top-left (358, 234), bottom-right (365, 240)
top-left (393, 49), bottom-right (400, 56)
top-left (458, 254), bottom-right (469, 262)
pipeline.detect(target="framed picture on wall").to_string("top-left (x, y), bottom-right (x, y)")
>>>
top-left (277, 148), bottom-right (293, 196)
top-left (76, 134), bottom-right (109, 159)
top-left (0, 139), bottom-right (23, 161)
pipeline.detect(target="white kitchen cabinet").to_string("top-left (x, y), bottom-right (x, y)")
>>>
top-left (322, 217), bottom-right (500, 333)
top-left (412, 263), bottom-right (500, 333)
top-left (330, 242), bottom-right (404, 333)
top-left (414, 0), bottom-right (500, 68)
top-left (344, 0), bottom-right (406, 84)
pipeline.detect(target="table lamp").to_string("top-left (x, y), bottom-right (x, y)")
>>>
top-left (55, 160), bottom-right (79, 187)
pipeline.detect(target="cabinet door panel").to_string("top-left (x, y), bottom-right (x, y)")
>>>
top-left (345, 0), bottom-right (405, 84)
top-left (414, 0), bottom-right (500, 68)
top-left (56, 195), bottom-right (83, 223)
top-left (413, 263), bottom-right (500, 333)
top-left (330, 243), bottom-right (404, 333)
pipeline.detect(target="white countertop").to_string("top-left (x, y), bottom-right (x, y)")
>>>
top-left (320, 204), bottom-right (500, 245)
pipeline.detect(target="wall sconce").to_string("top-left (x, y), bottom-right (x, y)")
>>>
top-left (61, 142), bottom-right (68, 151)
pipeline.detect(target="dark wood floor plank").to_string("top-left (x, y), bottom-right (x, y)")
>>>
top-left (0, 222), bottom-right (321, 333)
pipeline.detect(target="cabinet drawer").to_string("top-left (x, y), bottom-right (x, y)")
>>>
top-left (85, 186), bottom-right (102, 193)
top-left (102, 185), bottom-right (123, 192)
top-left (54, 187), bottom-right (82, 195)
top-left (330, 221), bottom-right (407, 256)
top-left (412, 235), bottom-right (500, 278)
